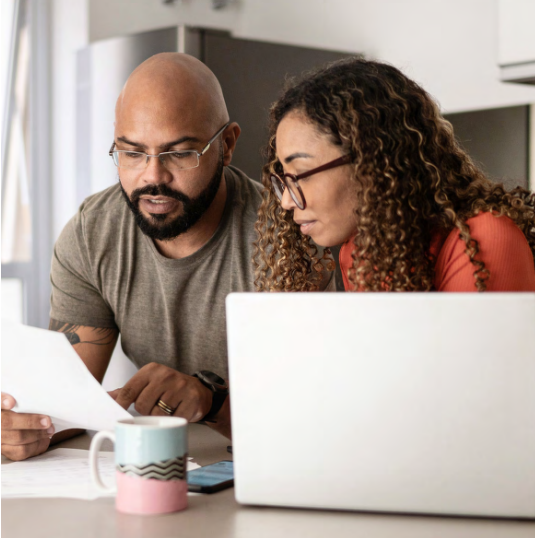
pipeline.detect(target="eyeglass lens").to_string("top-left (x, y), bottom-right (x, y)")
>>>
top-left (270, 174), bottom-right (304, 209)
top-left (113, 151), bottom-right (200, 171)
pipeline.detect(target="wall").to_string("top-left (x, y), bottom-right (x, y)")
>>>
top-left (444, 105), bottom-right (529, 190)
top-left (51, 0), bottom-right (88, 239)
top-left (88, 0), bottom-right (535, 114)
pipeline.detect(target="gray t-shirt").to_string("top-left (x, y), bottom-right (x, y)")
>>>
top-left (50, 166), bottom-right (263, 378)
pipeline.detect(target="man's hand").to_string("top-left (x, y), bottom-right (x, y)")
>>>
top-left (109, 363), bottom-right (212, 422)
top-left (1, 393), bottom-right (55, 461)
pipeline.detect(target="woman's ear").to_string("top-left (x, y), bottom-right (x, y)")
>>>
top-left (222, 122), bottom-right (241, 166)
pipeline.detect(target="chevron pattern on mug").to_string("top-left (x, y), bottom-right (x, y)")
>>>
top-left (117, 455), bottom-right (188, 481)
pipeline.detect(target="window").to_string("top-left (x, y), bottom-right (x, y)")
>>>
top-left (2, 0), bottom-right (32, 264)
top-left (1, 0), bottom-right (51, 328)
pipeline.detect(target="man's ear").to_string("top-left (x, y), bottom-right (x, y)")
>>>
top-left (222, 122), bottom-right (241, 166)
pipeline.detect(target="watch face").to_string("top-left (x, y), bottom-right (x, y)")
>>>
top-left (198, 370), bottom-right (228, 391)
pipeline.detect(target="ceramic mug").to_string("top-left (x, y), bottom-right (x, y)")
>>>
top-left (89, 416), bottom-right (188, 515)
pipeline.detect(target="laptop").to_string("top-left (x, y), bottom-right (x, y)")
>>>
top-left (226, 293), bottom-right (535, 518)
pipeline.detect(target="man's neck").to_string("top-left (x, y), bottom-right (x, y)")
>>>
top-left (153, 175), bottom-right (228, 260)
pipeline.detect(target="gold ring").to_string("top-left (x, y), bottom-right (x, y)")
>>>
top-left (156, 399), bottom-right (176, 415)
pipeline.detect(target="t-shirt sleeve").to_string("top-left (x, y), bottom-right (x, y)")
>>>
top-left (50, 211), bottom-right (117, 328)
top-left (434, 213), bottom-right (535, 291)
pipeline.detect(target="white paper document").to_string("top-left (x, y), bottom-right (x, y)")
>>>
top-left (1, 320), bottom-right (132, 432)
top-left (1, 448), bottom-right (201, 500)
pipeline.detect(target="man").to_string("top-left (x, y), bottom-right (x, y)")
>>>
top-left (2, 53), bottom-right (272, 460)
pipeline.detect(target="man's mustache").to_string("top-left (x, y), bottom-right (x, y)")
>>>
top-left (129, 184), bottom-right (190, 205)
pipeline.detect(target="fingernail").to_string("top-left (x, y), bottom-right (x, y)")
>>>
top-left (47, 426), bottom-right (54, 435)
top-left (3, 398), bottom-right (11, 407)
top-left (40, 418), bottom-right (49, 427)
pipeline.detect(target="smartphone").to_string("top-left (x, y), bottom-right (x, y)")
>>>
top-left (187, 460), bottom-right (234, 493)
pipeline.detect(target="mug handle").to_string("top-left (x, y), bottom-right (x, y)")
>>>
top-left (89, 430), bottom-right (116, 494)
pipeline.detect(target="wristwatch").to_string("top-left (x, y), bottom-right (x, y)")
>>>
top-left (192, 370), bottom-right (229, 423)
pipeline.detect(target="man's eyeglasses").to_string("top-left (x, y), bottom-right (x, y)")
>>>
top-left (109, 122), bottom-right (230, 171)
top-left (270, 154), bottom-right (352, 210)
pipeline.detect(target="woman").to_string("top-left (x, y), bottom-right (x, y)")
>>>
top-left (253, 58), bottom-right (535, 292)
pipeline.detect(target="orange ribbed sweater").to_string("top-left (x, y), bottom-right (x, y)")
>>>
top-left (339, 212), bottom-right (535, 291)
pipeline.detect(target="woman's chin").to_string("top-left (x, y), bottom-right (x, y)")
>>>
top-left (307, 231), bottom-right (335, 248)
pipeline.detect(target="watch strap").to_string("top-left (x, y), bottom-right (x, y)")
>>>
top-left (193, 371), bottom-right (229, 423)
top-left (202, 390), bottom-right (228, 423)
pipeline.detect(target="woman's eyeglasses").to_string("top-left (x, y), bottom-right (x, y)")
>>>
top-left (270, 154), bottom-right (352, 210)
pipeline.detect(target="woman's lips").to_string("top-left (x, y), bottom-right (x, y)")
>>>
top-left (296, 220), bottom-right (316, 234)
top-left (139, 198), bottom-right (179, 215)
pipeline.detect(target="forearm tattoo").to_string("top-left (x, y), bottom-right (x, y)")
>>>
top-left (49, 319), bottom-right (116, 347)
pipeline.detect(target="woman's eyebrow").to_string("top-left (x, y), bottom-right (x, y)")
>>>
top-left (284, 152), bottom-right (313, 164)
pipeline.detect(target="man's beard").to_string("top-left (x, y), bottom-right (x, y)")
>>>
top-left (120, 149), bottom-right (224, 241)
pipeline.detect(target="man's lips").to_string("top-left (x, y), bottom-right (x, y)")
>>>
top-left (139, 197), bottom-right (179, 215)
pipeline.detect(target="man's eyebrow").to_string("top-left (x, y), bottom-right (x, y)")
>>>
top-left (159, 136), bottom-right (201, 150)
top-left (284, 152), bottom-right (313, 164)
top-left (116, 136), bottom-right (147, 149)
top-left (115, 136), bottom-right (201, 150)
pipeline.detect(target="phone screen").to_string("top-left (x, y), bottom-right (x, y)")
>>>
top-left (187, 460), bottom-right (234, 492)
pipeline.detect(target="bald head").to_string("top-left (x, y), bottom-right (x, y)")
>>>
top-left (116, 53), bottom-right (229, 135)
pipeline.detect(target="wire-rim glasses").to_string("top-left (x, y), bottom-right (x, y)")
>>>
top-left (108, 122), bottom-right (230, 171)
top-left (270, 154), bottom-right (352, 210)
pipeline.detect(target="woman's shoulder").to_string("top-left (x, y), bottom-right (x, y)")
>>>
top-left (435, 212), bottom-right (535, 291)
top-left (439, 212), bottom-right (526, 254)
top-left (466, 210), bottom-right (522, 234)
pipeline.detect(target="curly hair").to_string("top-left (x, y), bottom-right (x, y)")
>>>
top-left (253, 57), bottom-right (535, 292)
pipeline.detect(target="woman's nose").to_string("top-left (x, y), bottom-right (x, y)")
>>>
top-left (280, 185), bottom-right (297, 211)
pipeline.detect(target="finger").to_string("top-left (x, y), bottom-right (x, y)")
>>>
top-left (1, 393), bottom-right (15, 410)
top-left (1, 437), bottom-right (50, 461)
top-left (114, 374), bottom-right (150, 410)
top-left (171, 383), bottom-right (211, 422)
top-left (107, 389), bottom-right (120, 401)
top-left (173, 396), bottom-right (207, 422)
top-left (149, 391), bottom-right (181, 417)
top-left (1, 411), bottom-right (52, 431)
top-left (1, 427), bottom-right (55, 446)
top-left (135, 385), bottom-right (168, 416)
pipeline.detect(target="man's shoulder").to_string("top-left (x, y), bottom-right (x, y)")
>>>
top-left (226, 165), bottom-right (263, 203)
top-left (79, 183), bottom-right (126, 217)
top-left (76, 183), bottom-right (132, 233)
top-left (59, 183), bottom-right (133, 251)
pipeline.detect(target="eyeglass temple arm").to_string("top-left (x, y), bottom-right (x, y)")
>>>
top-left (200, 122), bottom-right (230, 156)
top-left (296, 154), bottom-right (352, 180)
top-left (108, 141), bottom-right (115, 156)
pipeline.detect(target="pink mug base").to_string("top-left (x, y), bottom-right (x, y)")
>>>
top-left (115, 471), bottom-right (188, 515)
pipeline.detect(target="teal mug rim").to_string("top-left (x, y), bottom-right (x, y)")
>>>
top-left (116, 416), bottom-right (188, 429)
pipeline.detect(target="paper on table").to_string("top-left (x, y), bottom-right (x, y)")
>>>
top-left (1, 320), bottom-right (132, 432)
top-left (1, 448), bottom-right (201, 500)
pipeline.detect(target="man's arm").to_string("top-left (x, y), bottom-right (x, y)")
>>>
top-left (1, 320), bottom-right (118, 460)
top-left (48, 319), bottom-right (119, 444)
top-left (48, 320), bottom-right (118, 382)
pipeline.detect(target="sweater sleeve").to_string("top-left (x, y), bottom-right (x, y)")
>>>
top-left (434, 213), bottom-right (535, 292)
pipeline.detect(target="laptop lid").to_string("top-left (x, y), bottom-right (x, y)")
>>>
top-left (226, 293), bottom-right (535, 518)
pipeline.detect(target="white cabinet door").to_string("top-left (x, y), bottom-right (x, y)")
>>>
top-left (499, 0), bottom-right (535, 83)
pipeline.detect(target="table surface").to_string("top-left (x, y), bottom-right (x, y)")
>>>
top-left (2, 424), bottom-right (534, 538)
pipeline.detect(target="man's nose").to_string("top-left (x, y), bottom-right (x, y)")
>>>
top-left (140, 154), bottom-right (172, 184)
top-left (280, 186), bottom-right (297, 211)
